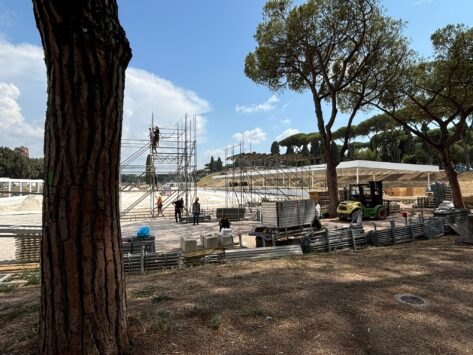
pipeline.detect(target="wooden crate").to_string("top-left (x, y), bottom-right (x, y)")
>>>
top-left (385, 187), bottom-right (426, 197)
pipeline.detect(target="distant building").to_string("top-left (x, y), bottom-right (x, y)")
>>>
top-left (14, 146), bottom-right (29, 158)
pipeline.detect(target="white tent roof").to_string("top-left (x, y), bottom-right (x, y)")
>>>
top-left (212, 160), bottom-right (439, 179)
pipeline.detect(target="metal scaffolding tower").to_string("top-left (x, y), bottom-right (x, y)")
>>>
top-left (223, 147), bottom-right (324, 210)
top-left (120, 114), bottom-right (197, 219)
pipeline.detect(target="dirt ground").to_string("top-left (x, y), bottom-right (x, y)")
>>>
top-left (1, 236), bottom-right (472, 354)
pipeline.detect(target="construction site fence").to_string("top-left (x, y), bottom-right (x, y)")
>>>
top-left (0, 215), bottom-right (457, 276)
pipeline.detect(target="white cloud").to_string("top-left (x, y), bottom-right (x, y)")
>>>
top-left (236, 95), bottom-right (279, 114)
top-left (0, 36), bottom-right (211, 157)
top-left (413, 0), bottom-right (434, 6)
top-left (124, 68), bottom-right (210, 141)
top-left (276, 128), bottom-right (300, 141)
top-left (232, 128), bottom-right (267, 145)
top-left (0, 83), bottom-right (44, 145)
top-left (281, 118), bottom-right (291, 125)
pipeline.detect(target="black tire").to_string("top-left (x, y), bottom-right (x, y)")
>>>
top-left (255, 236), bottom-right (263, 248)
top-left (375, 206), bottom-right (387, 220)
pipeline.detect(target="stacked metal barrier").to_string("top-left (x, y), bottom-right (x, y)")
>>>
top-left (215, 208), bottom-right (246, 221)
top-left (121, 236), bottom-right (156, 254)
top-left (423, 217), bottom-right (445, 238)
top-left (433, 208), bottom-right (470, 235)
top-left (220, 245), bottom-right (302, 262)
top-left (367, 220), bottom-right (424, 246)
top-left (123, 250), bottom-right (183, 273)
top-left (261, 200), bottom-right (315, 228)
top-left (300, 226), bottom-right (367, 253)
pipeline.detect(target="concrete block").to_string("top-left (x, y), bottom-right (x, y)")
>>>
top-left (203, 235), bottom-right (219, 249)
top-left (220, 234), bottom-right (234, 247)
top-left (180, 237), bottom-right (197, 252)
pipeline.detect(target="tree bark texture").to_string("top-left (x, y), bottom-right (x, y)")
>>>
top-left (33, 1), bottom-right (132, 354)
top-left (324, 149), bottom-right (340, 217)
top-left (440, 149), bottom-right (465, 209)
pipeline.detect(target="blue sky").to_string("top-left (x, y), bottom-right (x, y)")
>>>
top-left (0, 0), bottom-right (472, 167)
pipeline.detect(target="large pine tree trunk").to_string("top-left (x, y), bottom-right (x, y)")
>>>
top-left (440, 149), bottom-right (465, 209)
top-left (33, 1), bottom-right (132, 354)
top-left (325, 150), bottom-right (340, 216)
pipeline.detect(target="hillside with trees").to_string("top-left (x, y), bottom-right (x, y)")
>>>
top-left (0, 147), bottom-right (44, 179)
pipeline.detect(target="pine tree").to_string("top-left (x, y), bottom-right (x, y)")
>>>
top-left (270, 141), bottom-right (280, 154)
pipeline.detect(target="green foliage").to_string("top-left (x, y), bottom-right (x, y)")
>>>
top-left (0, 303), bottom-right (40, 322)
top-left (185, 294), bottom-right (219, 325)
top-left (0, 284), bottom-right (16, 293)
top-left (151, 293), bottom-right (175, 303)
top-left (21, 271), bottom-right (41, 286)
top-left (241, 307), bottom-right (266, 317)
top-left (151, 309), bottom-right (173, 332)
top-left (205, 156), bottom-right (223, 173)
top-left (0, 147), bottom-right (43, 179)
top-left (208, 314), bottom-right (221, 330)
top-left (270, 141), bottom-right (280, 154)
top-left (301, 144), bottom-right (309, 156)
top-left (131, 288), bottom-right (154, 299)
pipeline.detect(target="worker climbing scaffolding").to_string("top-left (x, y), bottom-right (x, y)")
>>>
top-left (150, 125), bottom-right (160, 154)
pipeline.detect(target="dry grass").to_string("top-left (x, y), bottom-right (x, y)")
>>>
top-left (1, 236), bottom-right (473, 354)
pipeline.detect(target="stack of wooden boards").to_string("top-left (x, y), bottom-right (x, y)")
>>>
top-left (385, 187), bottom-right (426, 197)
top-left (0, 225), bottom-right (42, 263)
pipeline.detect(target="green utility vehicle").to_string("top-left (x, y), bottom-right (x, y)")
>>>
top-left (337, 181), bottom-right (387, 221)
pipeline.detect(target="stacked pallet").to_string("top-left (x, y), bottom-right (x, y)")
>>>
top-left (432, 182), bottom-right (453, 206)
top-left (416, 196), bottom-right (436, 208)
top-left (0, 225), bottom-right (43, 263)
top-left (387, 202), bottom-right (401, 214)
top-left (121, 236), bottom-right (156, 254)
top-left (123, 251), bottom-right (182, 273)
top-left (261, 199), bottom-right (315, 228)
top-left (367, 220), bottom-right (424, 246)
top-left (216, 208), bottom-right (246, 221)
top-left (15, 235), bottom-right (41, 263)
top-left (300, 226), bottom-right (367, 253)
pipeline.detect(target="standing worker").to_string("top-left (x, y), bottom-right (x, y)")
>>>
top-left (311, 200), bottom-right (322, 230)
top-left (192, 197), bottom-right (201, 225)
top-left (172, 198), bottom-right (184, 223)
top-left (156, 195), bottom-right (164, 217)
